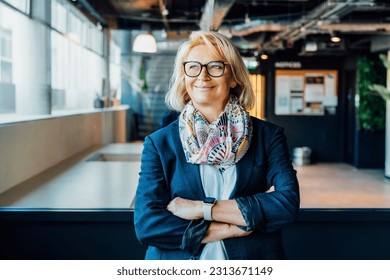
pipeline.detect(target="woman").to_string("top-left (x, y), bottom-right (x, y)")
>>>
top-left (134, 31), bottom-right (299, 260)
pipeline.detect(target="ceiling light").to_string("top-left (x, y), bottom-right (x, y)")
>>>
top-left (96, 22), bottom-right (103, 31)
top-left (260, 54), bottom-right (268, 60)
top-left (245, 12), bottom-right (251, 24)
top-left (244, 4), bottom-right (251, 24)
top-left (330, 35), bottom-right (341, 43)
top-left (162, 7), bottom-right (169, 16)
top-left (133, 33), bottom-right (157, 53)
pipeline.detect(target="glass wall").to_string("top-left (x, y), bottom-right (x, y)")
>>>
top-left (0, 0), bottom-right (120, 122)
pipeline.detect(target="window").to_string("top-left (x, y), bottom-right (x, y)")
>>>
top-left (51, 30), bottom-right (105, 111)
top-left (109, 38), bottom-right (121, 100)
top-left (0, 3), bottom-right (16, 114)
top-left (51, 0), bottom-right (67, 33)
top-left (68, 10), bottom-right (83, 44)
top-left (0, 0), bottom-right (112, 122)
top-left (3, 0), bottom-right (30, 14)
top-left (0, 27), bottom-right (12, 83)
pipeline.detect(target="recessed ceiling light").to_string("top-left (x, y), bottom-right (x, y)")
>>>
top-left (260, 54), bottom-right (268, 60)
top-left (330, 35), bottom-right (341, 43)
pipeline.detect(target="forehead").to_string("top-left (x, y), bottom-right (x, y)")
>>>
top-left (185, 44), bottom-right (223, 62)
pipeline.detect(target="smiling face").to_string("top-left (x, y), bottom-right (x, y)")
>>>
top-left (184, 44), bottom-right (236, 121)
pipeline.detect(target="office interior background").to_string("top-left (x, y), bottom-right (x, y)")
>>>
top-left (1, 0), bottom-right (390, 260)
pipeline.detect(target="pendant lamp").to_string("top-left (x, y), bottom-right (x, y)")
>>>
top-left (133, 33), bottom-right (157, 53)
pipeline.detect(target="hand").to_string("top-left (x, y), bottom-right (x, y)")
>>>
top-left (230, 224), bottom-right (253, 238)
top-left (167, 197), bottom-right (203, 220)
top-left (201, 222), bottom-right (253, 243)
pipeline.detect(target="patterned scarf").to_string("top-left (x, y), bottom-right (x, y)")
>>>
top-left (179, 96), bottom-right (252, 171)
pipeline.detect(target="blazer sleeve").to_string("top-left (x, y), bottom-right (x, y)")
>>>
top-left (134, 135), bottom-right (208, 254)
top-left (235, 125), bottom-right (300, 232)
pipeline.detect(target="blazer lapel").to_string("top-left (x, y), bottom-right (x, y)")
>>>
top-left (172, 122), bottom-right (205, 198)
top-left (230, 144), bottom-right (256, 198)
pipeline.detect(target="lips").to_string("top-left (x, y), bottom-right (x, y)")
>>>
top-left (195, 85), bottom-right (214, 90)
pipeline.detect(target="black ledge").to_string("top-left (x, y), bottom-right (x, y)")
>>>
top-left (1, 208), bottom-right (390, 223)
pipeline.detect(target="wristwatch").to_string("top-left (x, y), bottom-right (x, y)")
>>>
top-left (203, 197), bottom-right (216, 221)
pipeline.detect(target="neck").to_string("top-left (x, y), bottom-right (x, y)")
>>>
top-left (199, 108), bottom-right (221, 123)
top-left (196, 98), bottom-right (230, 123)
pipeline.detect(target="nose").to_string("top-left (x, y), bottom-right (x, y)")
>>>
top-left (197, 65), bottom-right (211, 80)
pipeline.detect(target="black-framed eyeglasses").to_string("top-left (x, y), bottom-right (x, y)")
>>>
top-left (182, 61), bottom-right (229, 77)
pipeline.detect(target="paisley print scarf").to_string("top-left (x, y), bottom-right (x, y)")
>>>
top-left (179, 96), bottom-right (252, 171)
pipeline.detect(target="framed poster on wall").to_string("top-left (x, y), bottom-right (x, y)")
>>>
top-left (275, 70), bottom-right (338, 115)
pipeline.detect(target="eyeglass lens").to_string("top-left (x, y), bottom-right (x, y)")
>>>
top-left (184, 61), bottom-right (225, 77)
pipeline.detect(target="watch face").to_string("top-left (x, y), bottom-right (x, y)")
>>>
top-left (204, 197), bottom-right (216, 204)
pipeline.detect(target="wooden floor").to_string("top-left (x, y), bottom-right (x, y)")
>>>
top-left (296, 163), bottom-right (390, 209)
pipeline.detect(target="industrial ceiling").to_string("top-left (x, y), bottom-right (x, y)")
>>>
top-left (72, 0), bottom-right (390, 55)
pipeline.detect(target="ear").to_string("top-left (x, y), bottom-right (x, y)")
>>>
top-left (230, 81), bottom-right (237, 88)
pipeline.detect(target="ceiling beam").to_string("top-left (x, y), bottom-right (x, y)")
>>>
top-left (262, 0), bottom-right (378, 52)
top-left (199, 0), bottom-right (235, 31)
top-left (318, 23), bottom-right (390, 32)
top-left (222, 21), bottom-right (287, 37)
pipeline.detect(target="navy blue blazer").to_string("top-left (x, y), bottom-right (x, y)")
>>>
top-left (134, 117), bottom-right (300, 260)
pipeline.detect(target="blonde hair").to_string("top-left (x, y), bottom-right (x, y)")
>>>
top-left (165, 31), bottom-right (255, 111)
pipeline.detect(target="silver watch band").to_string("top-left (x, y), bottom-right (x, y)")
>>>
top-left (203, 201), bottom-right (215, 221)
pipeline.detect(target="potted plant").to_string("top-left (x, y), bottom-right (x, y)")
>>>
top-left (355, 54), bottom-right (386, 168)
top-left (369, 53), bottom-right (390, 178)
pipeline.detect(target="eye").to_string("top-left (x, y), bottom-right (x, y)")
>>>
top-left (187, 63), bottom-right (200, 70)
top-left (209, 62), bottom-right (223, 69)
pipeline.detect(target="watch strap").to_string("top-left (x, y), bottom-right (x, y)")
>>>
top-left (203, 197), bottom-right (216, 221)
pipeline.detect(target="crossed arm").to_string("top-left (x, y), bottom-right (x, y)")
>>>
top-left (167, 197), bottom-right (252, 243)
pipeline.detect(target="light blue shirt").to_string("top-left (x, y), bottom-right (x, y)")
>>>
top-left (199, 164), bottom-right (237, 260)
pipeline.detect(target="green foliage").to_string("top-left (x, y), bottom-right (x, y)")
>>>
top-left (369, 84), bottom-right (390, 101)
top-left (139, 59), bottom-right (148, 92)
top-left (368, 54), bottom-right (390, 101)
top-left (379, 53), bottom-right (390, 69)
top-left (357, 54), bottom-right (386, 131)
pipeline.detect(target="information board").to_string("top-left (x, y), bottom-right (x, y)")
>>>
top-left (275, 70), bottom-right (338, 115)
